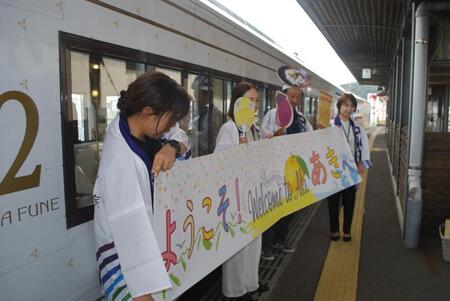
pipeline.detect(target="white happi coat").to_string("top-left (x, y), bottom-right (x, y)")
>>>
top-left (214, 119), bottom-right (262, 298)
top-left (331, 117), bottom-right (371, 168)
top-left (94, 115), bottom-right (189, 300)
top-left (261, 108), bottom-right (313, 138)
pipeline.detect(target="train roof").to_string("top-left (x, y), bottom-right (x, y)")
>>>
top-left (195, 0), bottom-right (345, 95)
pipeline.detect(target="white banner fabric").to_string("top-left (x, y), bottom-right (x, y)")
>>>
top-left (153, 127), bottom-right (361, 300)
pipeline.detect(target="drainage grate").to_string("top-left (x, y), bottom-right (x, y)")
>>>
top-left (192, 203), bottom-right (320, 301)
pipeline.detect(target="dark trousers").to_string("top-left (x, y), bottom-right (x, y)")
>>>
top-left (327, 185), bottom-right (357, 234)
top-left (262, 214), bottom-right (294, 251)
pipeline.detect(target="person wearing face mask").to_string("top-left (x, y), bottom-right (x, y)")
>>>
top-left (260, 66), bottom-right (313, 261)
top-left (215, 82), bottom-right (268, 301)
top-left (93, 72), bottom-right (191, 301)
top-left (327, 93), bottom-right (371, 242)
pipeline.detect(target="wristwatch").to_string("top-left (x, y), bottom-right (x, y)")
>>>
top-left (166, 139), bottom-right (181, 154)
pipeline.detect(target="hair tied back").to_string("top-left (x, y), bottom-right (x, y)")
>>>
top-left (117, 90), bottom-right (128, 110)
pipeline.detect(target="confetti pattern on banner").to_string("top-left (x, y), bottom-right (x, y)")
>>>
top-left (153, 127), bottom-right (361, 301)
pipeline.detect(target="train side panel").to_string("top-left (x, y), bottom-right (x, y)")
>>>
top-left (0, 1), bottom-right (343, 300)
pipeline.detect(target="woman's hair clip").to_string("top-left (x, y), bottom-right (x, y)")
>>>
top-left (119, 90), bottom-right (128, 100)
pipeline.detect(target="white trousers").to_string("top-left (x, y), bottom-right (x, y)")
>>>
top-left (222, 236), bottom-right (262, 297)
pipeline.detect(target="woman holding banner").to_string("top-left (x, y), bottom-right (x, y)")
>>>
top-left (327, 93), bottom-right (371, 242)
top-left (260, 66), bottom-right (313, 260)
top-left (93, 72), bottom-right (190, 301)
top-left (215, 82), bottom-right (265, 301)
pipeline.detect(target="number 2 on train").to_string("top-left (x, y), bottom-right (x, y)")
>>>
top-left (0, 91), bottom-right (41, 195)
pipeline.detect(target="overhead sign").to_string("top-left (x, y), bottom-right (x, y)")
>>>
top-left (153, 127), bottom-right (362, 300)
top-left (362, 68), bottom-right (371, 79)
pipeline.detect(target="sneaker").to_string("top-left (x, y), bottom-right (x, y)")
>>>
top-left (260, 249), bottom-right (274, 261)
top-left (272, 242), bottom-right (295, 253)
top-left (281, 243), bottom-right (295, 253)
top-left (271, 242), bottom-right (284, 250)
top-left (330, 232), bottom-right (339, 241)
top-left (343, 233), bottom-right (352, 242)
top-left (255, 282), bottom-right (270, 293)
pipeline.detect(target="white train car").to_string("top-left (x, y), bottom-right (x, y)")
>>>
top-left (0, 1), bottom-right (343, 300)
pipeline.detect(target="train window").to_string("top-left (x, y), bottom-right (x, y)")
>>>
top-left (70, 52), bottom-right (90, 144)
top-left (225, 80), bottom-right (233, 115)
top-left (187, 74), bottom-right (209, 157)
top-left (448, 104), bottom-right (450, 132)
top-left (257, 87), bottom-right (266, 125)
top-left (102, 57), bottom-right (146, 124)
top-left (211, 78), bottom-right (225, 151)
top-left (61, 34), bottom-right (280, 227)
top-left (71, 54), bottom-right (146, 210)
top-left (155, 67), bottom-right (182, 84)
top-left (212, 78), bottom-right (225, 121)
top-left (303, 96), bottom-right (310, 115)
top-left (268, 88), bottom-right (276, 111)
top-left (84, 56), bottom-right (144, 208)
top-left (70, 51), bottom-right (99, 210)
top-left (64, 47), bottom-right (149, 227)
top-left (312, 97), bottom-right (318, 128)
top-left (263, 88), bottom-right (271, 115)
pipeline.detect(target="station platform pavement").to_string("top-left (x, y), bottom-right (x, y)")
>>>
top-left (179, 128), bottom-right (450, 301)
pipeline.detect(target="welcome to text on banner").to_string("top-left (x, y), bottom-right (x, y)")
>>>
top-left (153, 127), bottom-right (361, 300)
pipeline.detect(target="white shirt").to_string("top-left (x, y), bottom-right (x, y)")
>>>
top-left (261, 108), bottom-right (313, 138)
top-left (214, 120), bottom-right (260, 152)
top-left (330, 118), bottom-right (371, 166)
top-left (341, 120), bottom-right (355, 158)
top-left (214, 119), bottom-right (262, 298)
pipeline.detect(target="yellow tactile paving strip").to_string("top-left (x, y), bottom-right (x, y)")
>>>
top-left (313, 128), bottom-right (381, 301)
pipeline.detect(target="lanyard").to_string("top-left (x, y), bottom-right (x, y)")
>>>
top-left (341, 122), bottom-right (351, 143)
top-left (237, 124), bottom-right (256, 140)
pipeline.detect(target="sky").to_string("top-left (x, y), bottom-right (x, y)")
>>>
top-left (199, 0), bottom-right (356, 87)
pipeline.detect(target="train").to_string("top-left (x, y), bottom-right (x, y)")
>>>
top-left (0, 1), bottom-right (369, 300)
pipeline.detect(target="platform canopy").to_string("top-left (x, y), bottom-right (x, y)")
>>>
top-left (297, 0), bottom-right (406, 86)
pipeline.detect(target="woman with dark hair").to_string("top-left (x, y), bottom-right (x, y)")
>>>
top-left (215, 82), bottom-right (260, 152)
top-left (94, 72), bottom-right (190, 301)
top-left (215, 82), bottom-right (263, 301)
top-left (327, 93), bottom-right (371, 242)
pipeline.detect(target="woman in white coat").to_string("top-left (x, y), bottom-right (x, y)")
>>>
top-left (215, 82), bottom-right (263, 301)
top-left (94, 72), bottom-right (191, 301)
top-left (260, 85), bottom-right (313, 260)
top-left (328, 93), bottom-right (372, 242)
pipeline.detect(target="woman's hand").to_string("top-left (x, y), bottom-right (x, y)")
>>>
top-left (239, 136), bottom-right (248, 144)
top-left (266, 133), bottom-right (274, 139)
top-left (357, 162), bottom-right (365, 175)
top-left (133, 294), bottom-right (154, 301)
top-left (152, 144), bottom-right (176, 176)
top-left (273, 128), bottom-right (285, 136)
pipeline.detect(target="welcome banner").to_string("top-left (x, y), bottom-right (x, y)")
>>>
top-left (153, 127), bottom-right (361, 300)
